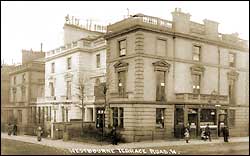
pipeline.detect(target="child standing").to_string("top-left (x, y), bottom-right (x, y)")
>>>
top-left (184, 128), bottom-right (190, 143)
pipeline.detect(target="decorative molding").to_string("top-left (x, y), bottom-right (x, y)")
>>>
top-left (64, 72), bottom-right (73, 81)
top-left (152, 60), bottom-right (171, 72)
top-left (227, 70), bottom-right (239, 81)
top-left (113, 61), bottom-right (129, 72)
top-left (190, 64), bottom-right (205, 75)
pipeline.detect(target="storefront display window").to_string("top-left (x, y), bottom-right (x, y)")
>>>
top-left (200, 109), bottom-right (216, 125)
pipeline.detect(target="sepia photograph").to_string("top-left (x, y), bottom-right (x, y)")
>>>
top-left (1, 1), bottom-right (249, 155)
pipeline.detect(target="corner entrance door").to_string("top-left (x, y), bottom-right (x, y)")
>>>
top-left (188, 108), bottom-right (198, 138)
top-left (174, 107), bottom-right (184, 138)
top-left (218, 113), bottom-right (227, 137)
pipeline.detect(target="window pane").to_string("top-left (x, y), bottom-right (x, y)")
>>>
top-left (118, 71), bottom-right (126, 96)
top-left (119, 108), bottom-right (123, 118)
top-left (67, 58), bottom-right (71, 69)
top-left (67, 81), bottom-right (71, 98)
top-left (193, 46), bottom-right (200, 61)
top-left (113, 108), bottom-right (118, 118)
top-left (200, 109), bottom-right (216, 125)
top-left (156, 71), bottom-right (165, 101)
top-left (229, 53), bottom-right (235, 67)
top-left (119, 40), bottom-right (126, 56)
top-left (120, 40), bottom-right (126, 49)
top-left (51, 63), bottom-right (55, 73)
top-left (96, 54), bottom-right (100, 68)
top-left (156, 108), bottom-right (164, 128)
top-left (50, 82), bottom-right (54, 96)
top-left (229, 53), bottom-right (234, 62)
top-left (175, 108), bottom-right (184, 125)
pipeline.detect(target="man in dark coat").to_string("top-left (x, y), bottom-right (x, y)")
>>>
top-left (222, 126), bottom-right (229, 142)
top-left (111, 127), bottom-right (117, 145)
top-left (7, 123), bottom-right (12, 136)
top-left (205, 124), bottom-right (211, 141)
top-left (13, 124), bottom-right (17, 136)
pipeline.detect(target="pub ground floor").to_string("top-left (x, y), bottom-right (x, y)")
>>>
top-left (104, 102), bottom-right (249, 142)
top-left (1, 103), bottom-right (248, 142)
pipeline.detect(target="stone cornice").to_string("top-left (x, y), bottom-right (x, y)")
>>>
top-left (9, 65), bottom-right (45, 75)
top-left (152, 60), bottom-right (171, 72)
top-left (45, 45), bottom-right (106, 62)
top-left (108, 53), bottom-right (249, 73)
top-left (105, 25), bottom-right (248, 53)
top-left (113, 60), bottom-right (129, 72)
top-left (227, 70), bottom-right (239, 81)
top-left (190, 64), bottom-right (205, 75)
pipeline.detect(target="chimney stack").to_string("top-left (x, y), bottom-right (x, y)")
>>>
top-left (171, 8), bottom-right (191, 33)
top-left (203, 19), bottom-right (219, 39)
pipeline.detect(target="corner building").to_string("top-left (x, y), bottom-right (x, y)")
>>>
top-left (104, 8), bottom-right (249, 142)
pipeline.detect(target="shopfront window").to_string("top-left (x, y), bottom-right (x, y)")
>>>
top-left (156, 108), bottom-right (165, 128)
top-left (200, 109), bottom-right (216, 125)
top-left (175, 108), bottom-right (184, 125)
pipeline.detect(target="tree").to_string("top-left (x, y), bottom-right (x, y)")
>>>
top-left (74, 72), bottom-right (90, 135)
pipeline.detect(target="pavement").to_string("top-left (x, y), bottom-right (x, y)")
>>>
top-left (1, 132), bottom-right (249, 151)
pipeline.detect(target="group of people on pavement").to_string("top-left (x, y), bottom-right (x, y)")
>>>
top-left (184, 124), bottom-right (230, 143)
top-left (7, 123), bottom-right (17, 136)
top-left (7, 123), bottom-right (230, 145)
top-left (7, 123), bottom-right (44, 142)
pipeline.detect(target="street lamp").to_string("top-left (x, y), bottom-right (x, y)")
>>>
top-left (100, 83), bottom-right (108, 145)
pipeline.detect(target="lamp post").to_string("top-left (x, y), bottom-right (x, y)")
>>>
top-left (100, 83), bottom-right (108, 145)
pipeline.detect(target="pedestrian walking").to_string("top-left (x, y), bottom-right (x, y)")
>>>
top-left (222, 126), bottom-right (229, 142)
top-left (111, 127), bottom-right (117, 145)
top-left (200, 129), bottom-right (206, 140)
top-left (13, 124), bottom-right (17, 136)
top-left (7, 123), bottom-right (12, 136)
top-left (184, 128), bottom-right (190, 143)
top-left (205, 124), bottom-right (211, 141)
top-left (37, 126), bottom-right (43, 141)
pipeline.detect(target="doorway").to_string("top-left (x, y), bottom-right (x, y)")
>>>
top-left (188, 108), bottom-right (198, 138)
top-left (218, 111), bottom-right (227, 137)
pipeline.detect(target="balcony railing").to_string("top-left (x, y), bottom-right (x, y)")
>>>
top-left (190, 21), bottom-right (205, 35)
top-left (107, 14), bottom-right (173, 33)
top-left (175, 93), bottom-right (228, 105)
top-left (46, 37), bottom-right (106, 58)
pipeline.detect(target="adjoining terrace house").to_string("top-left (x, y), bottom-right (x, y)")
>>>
top-left (36, 17), bottom-right (107, 138)
top-left (6, 49), bottom-right (45, 134)
top-left (1, 63), bottom-right (15, 129)
top-left (104, 8), bottom-right (249, 142)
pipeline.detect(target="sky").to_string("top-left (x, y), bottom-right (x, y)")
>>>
top-left (1, 1), bottom-right (249, 65)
